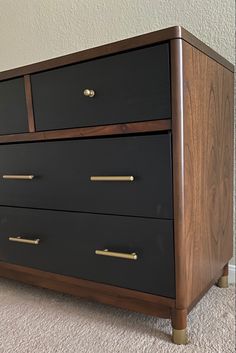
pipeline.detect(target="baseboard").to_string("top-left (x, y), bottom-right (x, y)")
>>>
top-left (229, 265), bottom-right (236, 283)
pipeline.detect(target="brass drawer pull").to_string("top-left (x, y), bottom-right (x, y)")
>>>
top-left (3, 175), bottom-right (34, 180)
top-left (90, 176), bottom-right (134, 182)
top-left (95, 249), bottom-right (138, 260)
top-left (83, 89), bottom-right (95, 97)
top-left (9, 236), bottom-right (40, 245)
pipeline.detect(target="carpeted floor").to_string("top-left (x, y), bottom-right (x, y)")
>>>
top-left (0, 279), bottom-right (234, 353)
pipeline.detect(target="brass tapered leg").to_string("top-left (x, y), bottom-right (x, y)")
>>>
top-left (217, 275), bottom-right (228, 288)
top-left (217, 264), bottom-right (229, 288)
top-left (172, 328), bottom-right (188, 345)
top-left (171, 309), bottom-right (188, 345)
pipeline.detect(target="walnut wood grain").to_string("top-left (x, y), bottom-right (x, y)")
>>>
top-left (172, 40), bottom-right (234, 309)
top-left (24, 75), bottom-right (35, 132)
top-left (0, 119), bottom-right (171, 144)
top-left (0, 26), bottom-right (233, 82)
top-left (171, 308), bottom-right (187, 330)
top-left (187, 266), bottom-right (224, 313)
top-left (222, 263), bottom-right (229, 277)
top-left (0, 262), bottom-right (174, 318)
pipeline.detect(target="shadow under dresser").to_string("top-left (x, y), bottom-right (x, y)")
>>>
top-left (0, 26), bottom-right (234, 345)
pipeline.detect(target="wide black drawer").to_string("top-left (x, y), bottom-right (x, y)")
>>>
top-left (0, 207), bottom-right (175, 297)
top-left (0, 77), bottom-right (28, 135)
top-left (31, 43), bottom-right (171, 131)
top-left (0, 133), bottom-right (172, 219)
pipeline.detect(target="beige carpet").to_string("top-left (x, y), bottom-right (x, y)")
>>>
top-left (0, 279), bottom-right (234, 353)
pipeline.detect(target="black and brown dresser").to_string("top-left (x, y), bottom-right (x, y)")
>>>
top-left (0, 26), bottom-right (234, 344)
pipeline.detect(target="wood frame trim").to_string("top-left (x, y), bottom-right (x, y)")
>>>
top-left (0, 262), bottom-right (175, 318)
top-left (170, 39), bottom-right (186, 310)
top-left (24, 75), bottom-right (36, 132)
top-left (0, 26), bottom-right (233, 82)
top-left (0, 119), bottom-right (171, 144)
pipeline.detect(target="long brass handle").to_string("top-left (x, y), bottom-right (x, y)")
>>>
top-left (3, 175), bottom-right (34, 180)
top-left (90, 176), bottom-right (134, 182)
top-left (95, 249), bottom-right (138, 260)
top-left (9, 236), bottom-right (40, 245)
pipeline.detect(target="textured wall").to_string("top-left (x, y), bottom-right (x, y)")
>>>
top-left (0, 0), bottom-right (234, 70)
top-left (0, 0), bottom-right (235, 263)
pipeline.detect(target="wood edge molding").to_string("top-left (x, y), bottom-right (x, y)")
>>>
top-left (0, 262), bottom-right (175, 318)
top-left (170, 39), bottom-right (186, 310)
top-left (0, 26), bottom-right (233, 81)
top-left (24, 75), bottom-right (36, 132)
top-left (0, 119), bottom-right (171, 144)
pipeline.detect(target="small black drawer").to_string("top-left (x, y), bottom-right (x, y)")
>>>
top-left (0, 207), bottom-right (175, 297)
top-left (31, 43), bottom-right (171, 131)
top-left (0, 77), bottom-right (28, 135)
top-left (0, 133), bottom-right (173, 219)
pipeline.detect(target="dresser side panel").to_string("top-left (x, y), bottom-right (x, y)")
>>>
top-left (182, 41), bottom-right (234, 308)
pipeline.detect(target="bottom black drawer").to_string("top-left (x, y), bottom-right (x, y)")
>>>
top-left (0, 207), bottom-right (175, 298)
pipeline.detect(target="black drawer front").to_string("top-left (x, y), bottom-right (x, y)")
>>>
top-left (0, 207), bottom-right (175, 297)
top-left (31, 43), bottom-right (171, 131)
top-left (0, 133), bottom-right (173, 219)
top-left (0, 77), bottom-right (28, 135)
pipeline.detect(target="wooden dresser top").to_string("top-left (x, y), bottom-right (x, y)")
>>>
top-left (0, 26), bottom-right (234, 81)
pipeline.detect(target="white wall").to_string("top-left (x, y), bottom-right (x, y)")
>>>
top-left (0, 0), bottom-right (234, 72)
top-left (0, 0), bottom-right (235, 266)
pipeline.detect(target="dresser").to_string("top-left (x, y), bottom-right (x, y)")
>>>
top-left (0, 26), bottom-right (234, 345)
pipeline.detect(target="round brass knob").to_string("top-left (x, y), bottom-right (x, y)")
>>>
top-left (83, 89), bottom-right (95, 97)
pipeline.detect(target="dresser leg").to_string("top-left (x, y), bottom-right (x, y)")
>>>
top-left (171, 309), bottom-right (188, 345)
top-left (217, 264), bottom-right (229, 288)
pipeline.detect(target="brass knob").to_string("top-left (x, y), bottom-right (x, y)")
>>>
top-left (83, 89), bottom-right (95, 97)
